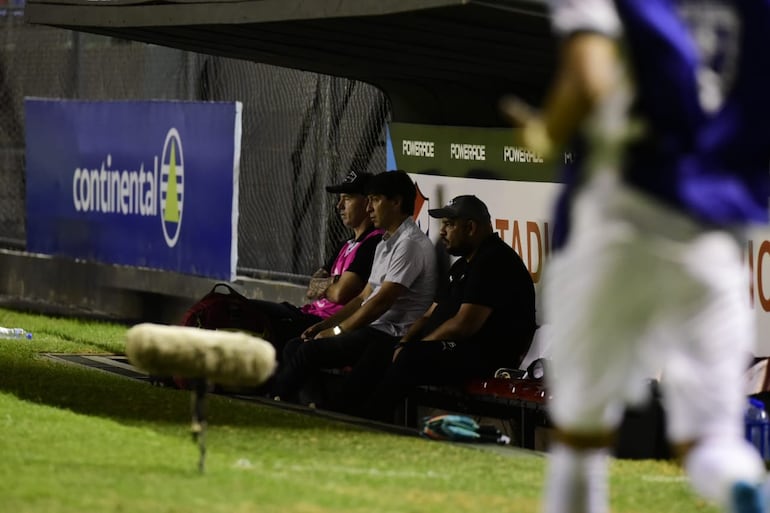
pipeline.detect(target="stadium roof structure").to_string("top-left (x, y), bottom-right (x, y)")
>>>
top-left (24, 0), bottom-right (556, 126)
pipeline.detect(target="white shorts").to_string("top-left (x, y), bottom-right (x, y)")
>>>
top-left (544, 174), bottom-right (753, 443)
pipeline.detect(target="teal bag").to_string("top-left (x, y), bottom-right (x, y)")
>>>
top-left (421, 415), bottom-right (511, 444)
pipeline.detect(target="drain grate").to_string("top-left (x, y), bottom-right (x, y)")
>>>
top-left (42, 353), bottom-right (149, 381)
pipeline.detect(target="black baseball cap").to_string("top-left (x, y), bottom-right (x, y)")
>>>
top-left (325, 171), bottom-right (373, 195)
top-left (428, 195), bottom-right (491, 223)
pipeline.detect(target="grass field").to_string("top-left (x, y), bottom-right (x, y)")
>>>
top-left (0, 307), bottom-right (718, 513)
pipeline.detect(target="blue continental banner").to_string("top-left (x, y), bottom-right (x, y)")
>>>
top-left (24, 98), bottom-right (242, 280)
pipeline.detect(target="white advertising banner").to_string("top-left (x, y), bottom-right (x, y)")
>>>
top-left (412, 173), bottom-right (770, 356)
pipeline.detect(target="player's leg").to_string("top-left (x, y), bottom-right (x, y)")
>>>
top-left (247, 299), bottom-right (321, 356)
top-left (330, 331), bottom-right (399, 414)
top-left (542, 177), bottom-right (666, 513)
top-left (542, 244), bottom-right (622, 513)
top-left (543, 246), bottom-right (634, 513)
top-left (660, 230), bottom-right (766, 513)
top-left (271, 327), bottom-right (378, 401)
top-left (362, 341), bottom-right (492, 422)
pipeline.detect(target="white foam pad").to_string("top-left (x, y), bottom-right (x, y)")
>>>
top-left (125, 323), bottom-right (276, 387)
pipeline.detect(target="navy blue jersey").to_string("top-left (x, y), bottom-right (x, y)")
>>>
top-left (550, 0), bottom-right (770, 245)
top-left (619, 0), bottom-right (770, 224)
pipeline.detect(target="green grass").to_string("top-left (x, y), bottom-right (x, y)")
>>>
top-left (0, 307), bottom-right (717, 513)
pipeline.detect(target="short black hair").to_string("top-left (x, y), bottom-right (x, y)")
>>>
top-left (365, 170), bottom-right (416, 216)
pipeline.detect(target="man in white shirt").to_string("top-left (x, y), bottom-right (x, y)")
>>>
top-left (272, 170), bottom-right (438, 410)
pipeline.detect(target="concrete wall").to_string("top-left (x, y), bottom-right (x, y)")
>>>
top-left (0, 249), bottom-right (307, 324)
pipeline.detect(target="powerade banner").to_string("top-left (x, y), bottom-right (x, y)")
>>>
top-left (389, 122), bottom-right (566, 288)
top-left (392, 122), bottom-right (770, 356)
top-left (24, 99), bottom-right (242, 281)
top-left (389, 121), bottom-right (571, 182)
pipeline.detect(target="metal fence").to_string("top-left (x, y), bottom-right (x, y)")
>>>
top-left (0, 11), bottom-right (390, 282)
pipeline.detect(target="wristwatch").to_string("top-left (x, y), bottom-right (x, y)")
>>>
top-left (332, 325), bottom-right (343, 336)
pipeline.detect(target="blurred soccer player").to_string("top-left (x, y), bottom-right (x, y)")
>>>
top-left (504, 1), bottom-right (770, 512)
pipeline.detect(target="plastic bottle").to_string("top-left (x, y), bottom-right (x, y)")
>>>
top-left (0, 327), bottom-right (33, 340)
top-left (745, 397), bottom-right (770, 460)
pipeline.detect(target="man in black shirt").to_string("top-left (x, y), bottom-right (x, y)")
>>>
top-left (363, 194), bottom-right (537, 421)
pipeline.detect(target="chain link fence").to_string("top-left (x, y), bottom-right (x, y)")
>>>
top-left (0, 10), bottom-right (390, 282)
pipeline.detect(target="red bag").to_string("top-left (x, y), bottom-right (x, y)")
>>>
top-left (180, 283), bottom-right (272, 338)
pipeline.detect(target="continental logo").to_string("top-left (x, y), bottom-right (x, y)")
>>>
top-left (160, 129), bottom-right (184, 247)
top-left (71, 127), bottom-right (184, 248)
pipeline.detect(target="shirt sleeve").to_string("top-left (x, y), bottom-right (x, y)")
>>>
top-left (549, 0), bottom-right (622, 38)
top-left (345, 234), bottom-right (382, 280)
top-left (383, 238), bottom-right (427, 288)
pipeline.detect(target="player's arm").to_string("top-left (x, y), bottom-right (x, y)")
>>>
top-left (317, 281), bottom-right (406, 338)
top-left (306, 246), bottom-right (338, 299)
top-left (421, 303), bottom-right (492, 341)
top-left (300, 283), bottom-right (370, 339)
top-left (322, 270), bottom-right (366, 305)
top-left (504, 32), bottom-right (620, 156)
top-left (544, 32), bottom-right (620, 145)
top-left (305, 268), bottom-right (332, 299)
top-left (323, 233), bottom-right (380, 304)
top-left (399, 303), bottom-right (438, 343)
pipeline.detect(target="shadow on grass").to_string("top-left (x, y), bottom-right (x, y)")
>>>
top-left (0, 353), bottom-right (364, 434)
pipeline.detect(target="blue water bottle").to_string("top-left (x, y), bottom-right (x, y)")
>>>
top-left (745, 398), bottom-right (770, 460)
